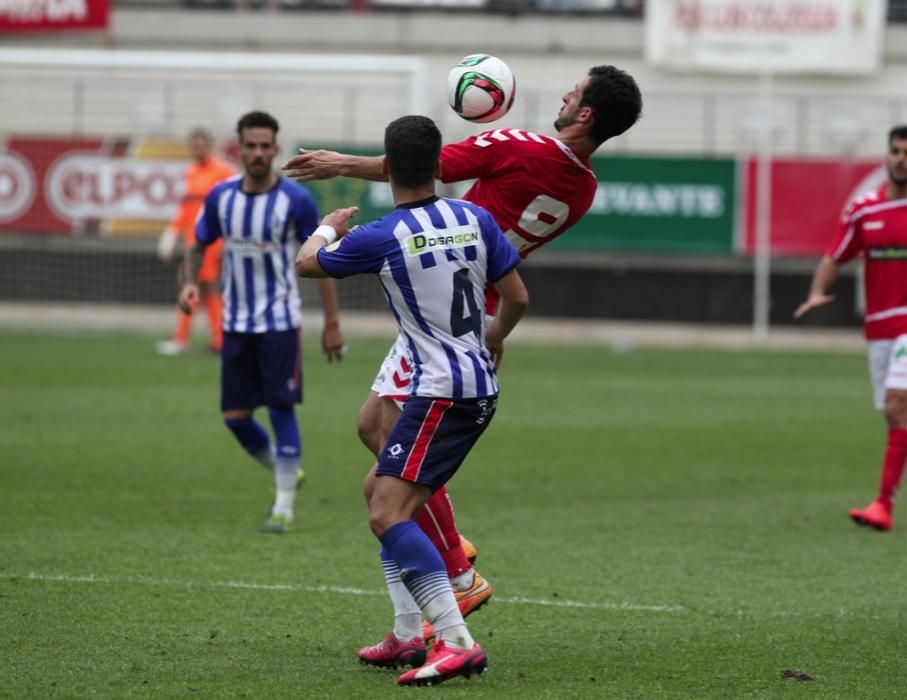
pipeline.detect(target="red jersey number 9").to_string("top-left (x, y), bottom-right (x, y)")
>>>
top-left (504, 194), bottom-right (570, 253)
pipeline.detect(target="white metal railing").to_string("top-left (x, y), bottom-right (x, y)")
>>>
top-left (1, 48), bottom-right (904, 157)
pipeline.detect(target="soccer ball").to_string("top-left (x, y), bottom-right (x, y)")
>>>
top-left (447, 54), bottom-right (516, 124)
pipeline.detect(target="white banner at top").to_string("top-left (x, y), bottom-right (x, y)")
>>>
top-left (645, 0), bottom-right (886, 75)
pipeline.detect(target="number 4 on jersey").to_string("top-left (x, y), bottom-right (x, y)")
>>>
top-left (450, 268), bottom-right (482, 338)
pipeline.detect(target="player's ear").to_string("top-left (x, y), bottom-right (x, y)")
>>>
top-left (577, 106), bottom-right (594, 125)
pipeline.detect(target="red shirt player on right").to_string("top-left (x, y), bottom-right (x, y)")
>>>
top-left (796, 124), bottom-right (907, 532)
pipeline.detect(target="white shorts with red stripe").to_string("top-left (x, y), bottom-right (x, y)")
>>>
top-left (868, 334), bottom-right (907, 410)
top-left (370, 335), bottom-right (412, 402)
top-left (371, 320), bottom-right (495, 403)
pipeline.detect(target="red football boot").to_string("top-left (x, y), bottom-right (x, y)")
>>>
top-left (357, 632), bottom-right (426, 669)
top-left (397, 640), bottom-right (487, 686)
top-left (849, 501), bottom-right (893, 531)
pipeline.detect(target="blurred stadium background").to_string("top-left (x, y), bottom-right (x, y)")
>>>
top-left (1, 0), bottom-right (906, 332)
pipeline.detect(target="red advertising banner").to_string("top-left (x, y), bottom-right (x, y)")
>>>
top-left (0, 0), bottom-right (109, 33)
top-left (741, 157), bottom-right (885, 257)
top-left (0, 136), bottom-right (198, 237)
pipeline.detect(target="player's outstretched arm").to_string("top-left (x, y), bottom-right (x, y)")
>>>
top-left (486, 268), bottom-right (529, 368)
top-left (794, 255), bottom-right (839, 319)
top-left (282, 149), bottom-right (387, 183)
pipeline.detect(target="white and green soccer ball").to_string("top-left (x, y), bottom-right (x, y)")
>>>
top-left (447, 54), bottom-right (516, 124)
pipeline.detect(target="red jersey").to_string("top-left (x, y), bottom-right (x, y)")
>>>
top-left (828, 185), bottom-right (907, 340)
top-left (439, 129), bottom-right (598, 312)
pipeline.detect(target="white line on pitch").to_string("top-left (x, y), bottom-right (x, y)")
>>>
top-left (10, 572), bottom-right (685, 614)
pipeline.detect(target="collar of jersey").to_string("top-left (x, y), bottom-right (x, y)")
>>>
top-left (396, 194), bottom-right (441, 209)
top-left (240, 176), bottom-right (282, 196)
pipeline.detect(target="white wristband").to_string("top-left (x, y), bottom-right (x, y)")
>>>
top-left (313, 225), bottom-right (338, 245)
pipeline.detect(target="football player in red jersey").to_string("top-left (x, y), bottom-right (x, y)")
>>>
top-left (283, 65), bottom-right (642, 646)
top-left (796, 125), bottom-right (907, 532)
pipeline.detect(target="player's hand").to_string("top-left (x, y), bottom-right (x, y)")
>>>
top-left (321, 207), bottom-right (360, 237)
top-left (793, 293), bottom-right (834, 319)
top-left (485, 328), bottom-right (505, 369)
top-left (178, 283), bottom-right (200, 314)
top-left (157, 227), bottom-right (179, 263)
top-left (322, 324), bottom-right (346, 363)
top-left (282, 149), bottom-right (343, 182)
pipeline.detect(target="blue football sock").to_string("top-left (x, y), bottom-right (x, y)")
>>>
top-left (224, 416), bottom-right (273, 469)
top-left (268, 405), bottom-right (301, 498)
top-left (380, 546), bottom-right (422, 641)
top-left (380, 521), bottom-right (471, 646)
top-left (379, 520), bottom-right (449, 609)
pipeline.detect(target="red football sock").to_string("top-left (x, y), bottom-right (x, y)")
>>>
top-left (416, 487), bottom-right (472, 578)
top-left (877, 427), bottom-right (907, 511)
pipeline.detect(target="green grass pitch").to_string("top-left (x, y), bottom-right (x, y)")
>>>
top-left (1, 329), bottom-right (904, 698)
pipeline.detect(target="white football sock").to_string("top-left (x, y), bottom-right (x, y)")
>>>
top-left (273, 490), bottom-right (295, 519)
top-left (272, 457), bottom-right (298, 517)
top-left (449, 568), bottom-right (475, 593)
top-left (423, 590), bottom-right (474, 650)
top-left (381, 558), bottom-right (422, 641)
top-left (253, 445), bottom-right (276, 471)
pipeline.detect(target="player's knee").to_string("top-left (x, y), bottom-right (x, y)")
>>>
top-left (884, 390), bottom-right (907, 427)
top-left (368, 505), bottom-right (396, 538)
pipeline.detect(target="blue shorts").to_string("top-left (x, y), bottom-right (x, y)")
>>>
top-left (376, 395), bottom-right (497, 492)
top-left (220, 329), bottom-right (302, 411)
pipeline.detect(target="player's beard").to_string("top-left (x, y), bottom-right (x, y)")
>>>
top-left (553, 105), bottom-right (579, 133)
top-left (247, 160), bottom-right (270, 179)
top-left (888, 163), bottom-right (907, 188)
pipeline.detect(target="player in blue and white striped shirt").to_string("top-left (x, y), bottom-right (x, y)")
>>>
top-left (179, 111), bottom-right (345, 534)
top-left (296, 115), bottom-right (528, 686)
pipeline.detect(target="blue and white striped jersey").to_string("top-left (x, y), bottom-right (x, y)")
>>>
top-left (196, 176), bottom-right (319, 333)
top-left (317, 195), bottom-right (520, 400)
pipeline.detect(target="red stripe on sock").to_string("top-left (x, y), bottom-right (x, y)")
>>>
top-left (417, 487), bottom-right (472, 577)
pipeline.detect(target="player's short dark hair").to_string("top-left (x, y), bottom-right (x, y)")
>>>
top-left (236, 111), bottom-right (279, 140)
top-left (889, 125), bottom-right (907, 144)
top-left (582, 66), bottom-right (642, 145)
top-left (384, 115), bottom-right (441, 188)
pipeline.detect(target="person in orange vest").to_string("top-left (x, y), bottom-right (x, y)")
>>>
top-left (157, 128), bottom-right (235, 355)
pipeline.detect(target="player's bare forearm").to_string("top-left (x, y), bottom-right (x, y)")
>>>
top-left (178, 243), bottom-right (204, 287)
top-left (296, 208), bottom-right (359, 278)
top-left (794, 255), bottom-right (839, 318)
top-left (317, 277), bottom-right (346, 362)
top-left (808, 256), bottom-right (839, 297)
top-left (317, 277), bottom-right (341, 329)
top-left (282, 150), bottom-right (387, 183)
top-left (486, 269), bottom-right (529, 365)
top-left (177, 243), bottom-right (205, 313)
top-left (296, 235), bottom-right (331, 278)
